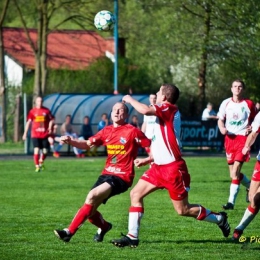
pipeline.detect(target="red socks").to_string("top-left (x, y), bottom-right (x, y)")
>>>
top-left (88, 211), bottom-right (109, 230)
top-left (68, 204), bottom-right (93, 234)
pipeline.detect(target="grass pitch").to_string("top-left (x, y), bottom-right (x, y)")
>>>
top-left (0, 156), bottom-right (259, 260)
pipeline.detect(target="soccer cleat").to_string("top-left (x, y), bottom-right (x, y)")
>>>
top-left (222, 202), bottom-right (234, 210)
top-left (217, 212), bottom-right (230, 237)
top-left (40, 164), bottom-right (45, 171)
top-left (53, 152), bottom-right (60, 158)
top-left (232, 229), bottom-right (243, 241)
top-left (93, 222), bottom-right (112, 242)
top-left (54, 229), bottom-right (72, 242)
top-left (111, 233), bottom-right (139, 248)
top-left (246, 188), bottom-right (250, 203)
top-left (35, 166), bottom-right (40, 173)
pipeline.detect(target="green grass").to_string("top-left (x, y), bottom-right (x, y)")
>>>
top-left (0, 157), bottom-right (259, 260)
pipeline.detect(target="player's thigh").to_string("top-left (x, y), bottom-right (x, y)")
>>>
top-left (85, 182), bottom-right (112, 205)
top-left (130, 179), bottom-right (158, 202)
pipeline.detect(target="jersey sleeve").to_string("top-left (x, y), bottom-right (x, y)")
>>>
top-left (217, 99), bottom-right (229, 120)
top-left (89, 129), bottom-right (104, 146)
top-left (251, 112), bottom-right (260, 133)
top-left (154, 103), bottom-right (177, 121)
top-left (27, 109), bottom-right (34, 121)
top-left (246, 100), bottom-right (257, 124)
top-left (134, 128), bottom-right (151, 148)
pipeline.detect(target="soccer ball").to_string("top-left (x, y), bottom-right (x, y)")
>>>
top-left (94, 10), bottom-right (115, 31)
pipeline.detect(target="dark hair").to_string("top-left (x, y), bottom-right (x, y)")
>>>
top-left (232, 79), bottom-right (246, 89)
top-left (161, 83), bottom-right (180, 104)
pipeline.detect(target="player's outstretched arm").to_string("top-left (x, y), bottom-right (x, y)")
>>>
top-left (60, 135), bottom-right (91, 150)
top-left (123, 95), bottom-right (155, 116)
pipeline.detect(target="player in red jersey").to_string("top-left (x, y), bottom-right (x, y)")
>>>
top-left (22, 96), bottom-right (54, 172)
top-left (232, 111), bottom-right (260, 240)
top-left (111, 84), bottom-right (230, 248)
top-left (217, 79), bottom-right (257, 210)
top-left (54, 102), bottom-right (151, 243)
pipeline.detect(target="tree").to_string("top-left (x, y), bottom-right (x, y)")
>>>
top-left (0, 0), bottom-right (10, 142)
top-left (12, 0), bottom-right (105, 101)
top-left (119, 0), bottom-right (260, 115)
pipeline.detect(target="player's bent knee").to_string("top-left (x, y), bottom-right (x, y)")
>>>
top-left (253, 192), bottom-right (260, 209)
top-left (42, 148), bottom-right (48, 154)
top-left (175, 207), bottom-right (189, 216)
top-left (130, 189), bottom-right (142, 202)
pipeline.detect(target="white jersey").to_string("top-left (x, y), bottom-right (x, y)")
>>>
top-left (151, 103), bottom-right (182, 165)
top-left (143, 114), bottom-right (157, 139)
top-left (250, 112), bottom-right (260, 161)
top-left (217, 97), bottom-right (256, 135)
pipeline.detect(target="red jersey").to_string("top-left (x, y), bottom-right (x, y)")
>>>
top-left (151, 103), bottom-right (182, 164)
top-left (89, 123), bottom-right (151, 187)
top-left (27, 106), bottom-right (54, 138)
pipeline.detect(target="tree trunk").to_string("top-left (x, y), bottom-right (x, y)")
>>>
top-left (0, 0), bottom-right (10, 142)
top-left (14, 94), bottom-right (21, 142)
top-left (197, 3), bottom-right (211, 115)
top-left (40, 0), bottom-right (48, 95)
top-left (33, 3), bottom-right (44, 102)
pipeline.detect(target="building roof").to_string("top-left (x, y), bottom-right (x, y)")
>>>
top-left (3, 27), bottom-right (114, 70)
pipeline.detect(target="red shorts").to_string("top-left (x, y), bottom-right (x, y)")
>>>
top-left (252, 161), bottom-right (260, 182)
top-left (225, 135), bottom-right (249, 164)
top-left (140, 159), bottom-right (190, 200)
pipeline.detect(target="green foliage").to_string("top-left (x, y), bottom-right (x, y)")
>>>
top-left (0, 157), bottom-right (259, 259)
top-left (44, 56), bottom-right (155, 95)
top-left (3, 0), bottom-right (260, 116)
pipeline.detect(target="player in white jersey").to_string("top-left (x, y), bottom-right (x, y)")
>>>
top-left (232, 111), bottom-right (260, 240)
top-left (217, 79), bottom-right (256, 210)
top-left (111, 84), bottom-right (230, 248)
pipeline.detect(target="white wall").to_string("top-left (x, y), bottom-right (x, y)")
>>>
top-left (4, 55), bottom-right (23, 87)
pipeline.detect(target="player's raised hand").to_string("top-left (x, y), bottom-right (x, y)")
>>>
top-left (122, 95), bottom-right (134, 104)
top-left (60, 135), bottom-right (71, 144)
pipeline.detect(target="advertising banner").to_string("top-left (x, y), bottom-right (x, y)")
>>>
top-left (181, 118), bottom-right (224, 148)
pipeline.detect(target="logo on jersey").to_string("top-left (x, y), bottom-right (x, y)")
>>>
top-left (120, 137), bottom-right (127, 144)
top-left (233, 113), bottom-right (239, 120)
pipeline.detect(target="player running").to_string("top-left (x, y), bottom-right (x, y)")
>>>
top-left (217, 79), bottom-right (256, 210)
top-left (111, 84), bottom-right (230, 248)
top-left (232, 111), bottom-right (260, 240)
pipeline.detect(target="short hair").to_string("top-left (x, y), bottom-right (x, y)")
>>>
top-left (121, 102), bottom-right (129, 114)
top-left (232, 79), bottom-right (246, 89)
top-left (161, 83), bottom-right (180, 104)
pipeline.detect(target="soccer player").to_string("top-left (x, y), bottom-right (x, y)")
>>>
top-left (217, 79), bottom-right (256, 210)
top-left (232, 111), bottom-right (260, 240)
top-left (111, 84), bottom-right (230, 248)
top-left (22, 96), bottom-right (54, 172)
top-left (54, 102), bottom-right (151, 243)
